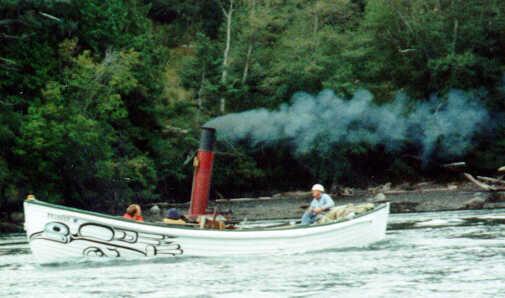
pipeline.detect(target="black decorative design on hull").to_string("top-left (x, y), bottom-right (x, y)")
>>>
top-left (29, 221), bottom-right (184, 258)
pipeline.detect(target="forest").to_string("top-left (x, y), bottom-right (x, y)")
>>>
top-left (1, 0), bottom-right (505, 213)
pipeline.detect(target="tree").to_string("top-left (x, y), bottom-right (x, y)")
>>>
top-left (217, 0), bottom-right (235, 113)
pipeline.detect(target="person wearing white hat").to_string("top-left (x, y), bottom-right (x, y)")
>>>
top-left (300, 184), bottom-right (335, 225)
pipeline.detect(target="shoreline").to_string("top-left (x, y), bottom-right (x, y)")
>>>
top-left (2, 183), bottom-right (504, 233)
top-left (144, 182), bottom-right (504, 222)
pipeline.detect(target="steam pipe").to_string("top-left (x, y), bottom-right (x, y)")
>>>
top-left (188, 127), bottom-right (216, 217)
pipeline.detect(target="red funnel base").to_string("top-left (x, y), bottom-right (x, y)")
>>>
top-left (189, 150), bottom-right (214, 217)
top-left (188, 127), bottom-right (216, 217)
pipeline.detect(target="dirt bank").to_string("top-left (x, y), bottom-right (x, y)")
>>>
top-left (4, 183), bottom-right (503, 228)
top-left (144, 182), bottom-right (505, 222)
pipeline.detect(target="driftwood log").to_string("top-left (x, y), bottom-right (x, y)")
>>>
top-left (463, 173), bottom-right (505, 191)
top-left (476, 176), bottom-right (505, 186)
top-left (442, 161), bottom-right (466, 168)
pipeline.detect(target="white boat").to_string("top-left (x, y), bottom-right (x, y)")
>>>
top-left (24, 199), bottom-right (389, 264)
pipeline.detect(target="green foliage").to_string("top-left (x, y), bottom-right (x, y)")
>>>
top-left (0, 0), bottom-right (199, 212)
top-left (1, 0), bottom-right (505, 214)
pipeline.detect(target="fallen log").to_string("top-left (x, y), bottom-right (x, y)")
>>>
top-left (463, 173), bottom-right (505, 191)
top-left (384, 190), bottom-right (411, 195)
top-left (162, 125), bottom-right (189, 135)
top-left (476, 176), bottom-right (505, 186)
top-left (442, 161), bottom-right (466, 168)
top-left (420, 186), bottom-right (458, 192)
top-left (384, 186), bottom-right (458, 195)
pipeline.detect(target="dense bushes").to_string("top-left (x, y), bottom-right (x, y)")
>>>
top-left (1, 0), bottom-right (505, 212)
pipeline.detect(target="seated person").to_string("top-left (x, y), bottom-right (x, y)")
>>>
top-left (163, 208), bottom-right (187, 225)
top-left (301, 184), bottom-right (335, 225)
top-left (123, 204), bottom-right (144, 222)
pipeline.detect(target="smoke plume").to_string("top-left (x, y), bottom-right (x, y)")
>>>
top-left (206, 89), bottom-right (489, 161)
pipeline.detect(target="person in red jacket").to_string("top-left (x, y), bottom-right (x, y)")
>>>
top-left (123, 204), bottom-right (144, 222)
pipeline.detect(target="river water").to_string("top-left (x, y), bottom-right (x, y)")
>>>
top-left (2, 209), bottom-right (505, 298)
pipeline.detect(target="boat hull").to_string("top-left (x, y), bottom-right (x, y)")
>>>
top-left (24, 200), bottom-right (389, 264)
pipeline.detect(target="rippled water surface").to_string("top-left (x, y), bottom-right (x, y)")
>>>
top-left (3, 209), bottom-right (505, 297)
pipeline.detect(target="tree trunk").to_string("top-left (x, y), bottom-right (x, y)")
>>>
top-left (221, 7), bottom-right (232, 84)
top-left (197, 70), bottom-right (205, 110)
top-left (220, 0), bottom-right (234, 114)
top-left (241, 0), bottom-right (256, 85)
top-left (241, 42), bottom-right (253, 84)
top-left (450, 18), bottom-right (459, 84)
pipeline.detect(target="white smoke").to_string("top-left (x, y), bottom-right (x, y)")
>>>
top-left (206, 89), bottom-right (489, 161)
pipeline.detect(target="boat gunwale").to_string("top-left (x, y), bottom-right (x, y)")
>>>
top-left (24, 199), bottom-right (389, 232)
